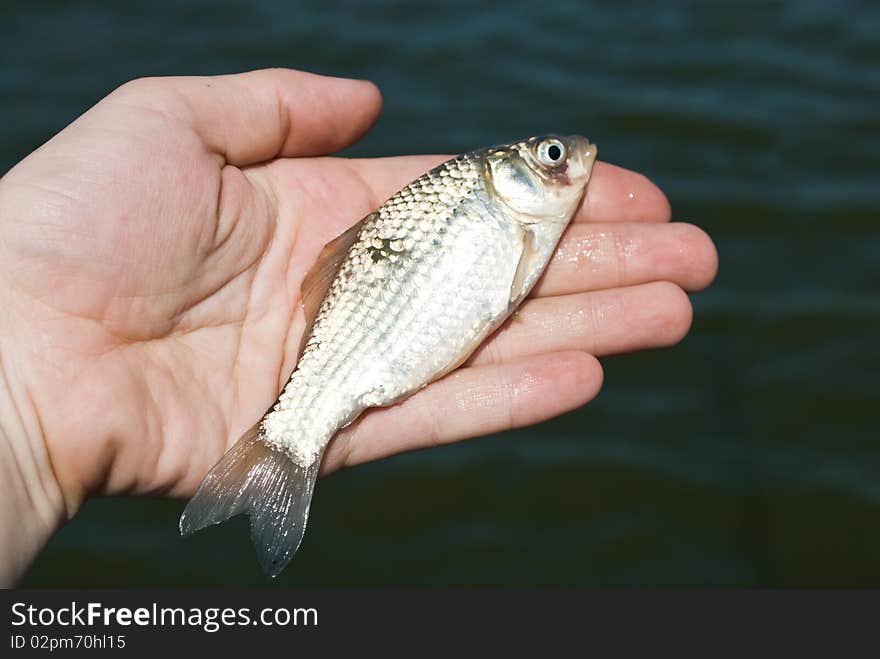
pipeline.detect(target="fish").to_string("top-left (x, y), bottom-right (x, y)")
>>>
top-left (179, 134), bottom-right (598, 576)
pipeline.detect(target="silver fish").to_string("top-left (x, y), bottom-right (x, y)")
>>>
top-left (180, 135), bottom-right (597, 576)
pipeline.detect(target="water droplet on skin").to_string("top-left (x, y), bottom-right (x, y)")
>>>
top-left (553, 231), bottom-right (638, 273)
top-left (553, 235), bottom-right (606, 270)
top-left (509, 370), bottom-right (540, 399)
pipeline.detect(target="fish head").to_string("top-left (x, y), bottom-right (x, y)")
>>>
top-left (483, 134), bottom-right (597, 225)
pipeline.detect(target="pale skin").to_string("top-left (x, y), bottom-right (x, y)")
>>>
top-left (0, 69), bottom-right (717, 585)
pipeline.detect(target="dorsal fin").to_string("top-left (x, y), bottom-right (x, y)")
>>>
top-left (298, 216), bottom-right (369, 355)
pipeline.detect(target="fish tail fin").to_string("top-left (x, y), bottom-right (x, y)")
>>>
top-left (179, 422), bottom-right (321, 578)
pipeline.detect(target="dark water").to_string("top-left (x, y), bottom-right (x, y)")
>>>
top-left (3, 0), bottom-right (878, 586)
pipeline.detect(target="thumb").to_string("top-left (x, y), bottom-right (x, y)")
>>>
top-left (109, 68), bottom-right (383, 165)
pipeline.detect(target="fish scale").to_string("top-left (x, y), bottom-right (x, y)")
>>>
top-left (180, 134), bottom-right (597, 576)
top-left (263, 153), bottom-right (521, 466)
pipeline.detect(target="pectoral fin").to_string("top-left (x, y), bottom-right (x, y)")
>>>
top-left (509, 226), bottom-right (541, 307)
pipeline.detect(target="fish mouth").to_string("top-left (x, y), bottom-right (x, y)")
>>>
top-left (564, 135), bottom-right (598, 182)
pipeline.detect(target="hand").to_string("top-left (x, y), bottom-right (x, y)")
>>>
top-left (0, 69), bottom-right (717, 584)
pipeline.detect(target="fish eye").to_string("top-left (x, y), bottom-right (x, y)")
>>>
top-left (535, 138), bottom-right (566, 167)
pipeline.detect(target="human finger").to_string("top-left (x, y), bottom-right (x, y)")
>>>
top-left (532, 221), bottom-right (719, 297)
top-left (111, 68), bottom-right (383, 165)
top-left (344, 157), bottom-right (671, 223)
top-left (322, 351), bottom-right (603, 472)
top-left (469, 281), bottom-right (694, 367)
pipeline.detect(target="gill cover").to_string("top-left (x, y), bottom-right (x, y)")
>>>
top-left (484, 135), bottom-right (596, 223)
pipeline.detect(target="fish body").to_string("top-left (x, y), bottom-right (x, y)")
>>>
top-left (180, 135), bottom-right (597, 576)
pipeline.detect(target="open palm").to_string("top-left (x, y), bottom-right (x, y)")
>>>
top-left (0, 70), bottom-right (716, 569)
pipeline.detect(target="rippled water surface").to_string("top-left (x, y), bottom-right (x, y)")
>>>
top-left (3, 0), bottom-right (878, 586)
